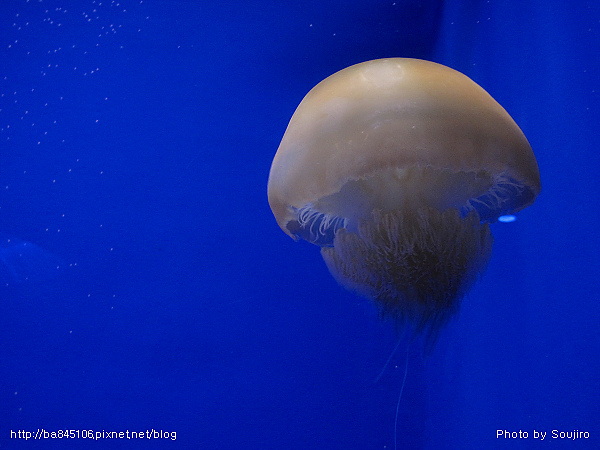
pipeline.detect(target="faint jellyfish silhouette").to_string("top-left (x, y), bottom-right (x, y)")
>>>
top-left (0, 234), bottom-right (63, 285)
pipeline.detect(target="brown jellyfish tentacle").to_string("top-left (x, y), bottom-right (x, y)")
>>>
top-left (321, 206), bottom-right (493, 346)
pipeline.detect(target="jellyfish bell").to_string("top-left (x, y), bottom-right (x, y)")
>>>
top-left (267, 58), bottom-right (540, 344)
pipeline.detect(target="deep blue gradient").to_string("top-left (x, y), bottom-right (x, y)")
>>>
top-left (1, 1), bottom-right (598, 449)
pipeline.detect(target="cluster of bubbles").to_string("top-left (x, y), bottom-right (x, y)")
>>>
top-left (0, 0), bottom-right (149, 288)
top-left (2, 0), bottom-right (148, 145)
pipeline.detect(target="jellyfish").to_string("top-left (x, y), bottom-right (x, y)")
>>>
top-left (0, 234), bottom-right (63, 285)
top-left (267, 58), bottom-right (540, 344)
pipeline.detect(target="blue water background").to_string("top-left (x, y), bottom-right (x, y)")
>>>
top-left (1, 1), bottom-right (598, 448)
